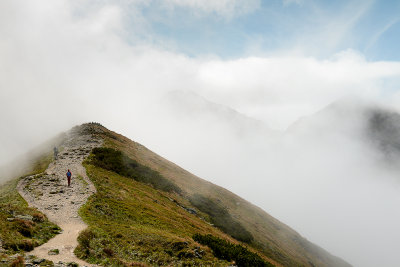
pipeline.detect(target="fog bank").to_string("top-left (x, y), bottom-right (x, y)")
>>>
top-left (2, 1), bottom-right (400, 266)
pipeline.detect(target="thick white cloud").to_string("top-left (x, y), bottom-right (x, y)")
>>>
top-left (2, 1), bottom-right (400, 266)
top-left (196, 51), bottom-right (400, 128)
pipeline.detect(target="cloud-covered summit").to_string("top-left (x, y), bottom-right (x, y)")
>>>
top-left (2, 1), bottom-right (400, 266)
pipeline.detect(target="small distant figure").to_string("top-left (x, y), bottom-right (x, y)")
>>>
top-left (53, 146), bottom-right (58, 160)
top-left (66, 169), bottom-right (72, 187)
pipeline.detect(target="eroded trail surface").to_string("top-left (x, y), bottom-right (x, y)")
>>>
top-left (18, 131), bottom-right (102, 266)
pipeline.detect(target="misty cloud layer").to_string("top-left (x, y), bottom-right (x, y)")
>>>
top-left (157, 97), bottom-right (400, 267)
top-left (2, 1), bottom-right (400, 267)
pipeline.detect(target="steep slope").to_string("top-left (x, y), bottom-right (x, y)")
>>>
top-left (76, 123), bottom-right (350, 267)
top-left (1, 122), bottom-right (351, 266)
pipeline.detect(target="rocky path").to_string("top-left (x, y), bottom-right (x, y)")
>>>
top-left (17, 131), bottom-right (102, 266)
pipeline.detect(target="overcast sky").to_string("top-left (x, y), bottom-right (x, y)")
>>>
top-left (1, 1), bottom-right (400, 266)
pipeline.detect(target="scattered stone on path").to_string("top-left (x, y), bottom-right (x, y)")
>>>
top-left (15, 214), bottom-right (34, 221)
top-left (17, 128), bottom-right (102, 267)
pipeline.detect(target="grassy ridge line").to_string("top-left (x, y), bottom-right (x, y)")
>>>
top-left (0, 151), bottom-right (60, 255)
top-left (94, 125), bottom-right (342, 267)
top-left (90, 147), bottom-right (182, 194)
top-left (89, 147), bottom-right (254, 246)
top-left (77, 162), bottom-right (231, 266)
top-left (97, 128), bottom-right (288, 266)
top-left (88, 125), bottom-right (280, 266)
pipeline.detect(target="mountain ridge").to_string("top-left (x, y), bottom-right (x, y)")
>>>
top-left (81, 123), bottom-right (351, 267)
top-left (0, 123), bottom-right (351, 266)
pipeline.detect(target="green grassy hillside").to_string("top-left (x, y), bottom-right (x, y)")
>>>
top-left (76, 147), bottom-right (275, 266)
top-left (0, 123), bottom-right (350, 267)
top-left (77, 162), bottom-right (234, 266)
top-left (0, 152), bottom-right (60, 259)
top-left (75, 123), bottom-right (350, 267)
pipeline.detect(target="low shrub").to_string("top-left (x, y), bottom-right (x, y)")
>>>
top-left (171, 241), bottom-right (188, 251)
top-left (10, 256), bottom-right (24, 267)
top-left (13, 219), bottom-right (35, 237)
top-left (4, 239), bottom-right (35, 252)
top-left (90, 148), bottom-right (181, 194)
top-left (116, 260), bottom-right (149, 267)
top-left (33, 212), bottom-right (46, 222)
top-left (19, 239), bottom-right (35, 251)
top-left (177, 250), bottom-right (195, 259)
top-left (0, 177), bottom-right (60, 254)
top-left (77, 229), bottom-right (96, 251)
top-left (189, 194), bottom-right (253, 243)
top-left (193, 234), bottom-right (273, 267)
top-left (103, 247), bottom-right (114, 257)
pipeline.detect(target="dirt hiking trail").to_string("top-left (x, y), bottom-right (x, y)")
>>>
top-left (18, 130), bottom-right (102, 266)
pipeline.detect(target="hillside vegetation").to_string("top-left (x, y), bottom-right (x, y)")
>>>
top-left (193, 234), bottom-right (274, 267)
top-left (77, 151), bottom-right (272, 265)
top-left (1, 123), bottom-right (351, 267)
top-left (73, 123), bottom-right (350, 267)
top-left (77, 164), bottom-right (231, 265)
top-left (0, 152), bottom-right (60, 257)
top-left (188, 194), bottom-right (253, 243)
top-left (90, 147), bottom-right (181, 194)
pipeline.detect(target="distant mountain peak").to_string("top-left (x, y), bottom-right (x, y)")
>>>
top-left (162, 90), bottom-right (277, 138)
top-left (366, 107), bottom-right (400, 159)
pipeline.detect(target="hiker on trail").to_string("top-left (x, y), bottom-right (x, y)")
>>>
top-left (53, 146), bottom-right (58, 160)
top-left (66, 169), bottom-right (72, 187)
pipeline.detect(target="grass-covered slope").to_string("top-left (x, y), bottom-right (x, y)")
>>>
top-left (77, 162), bottom-right (235, 266)
top-left (90, 147), bottom-right (181, 194)
top-left (0, 152), bottom-right (60, 256)
top-left (77, 123), bottom-right (350, 267)
top-left (193, 234), bottom-right (274, 267)
top-left (188, 194), bottom-right (253, 243)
